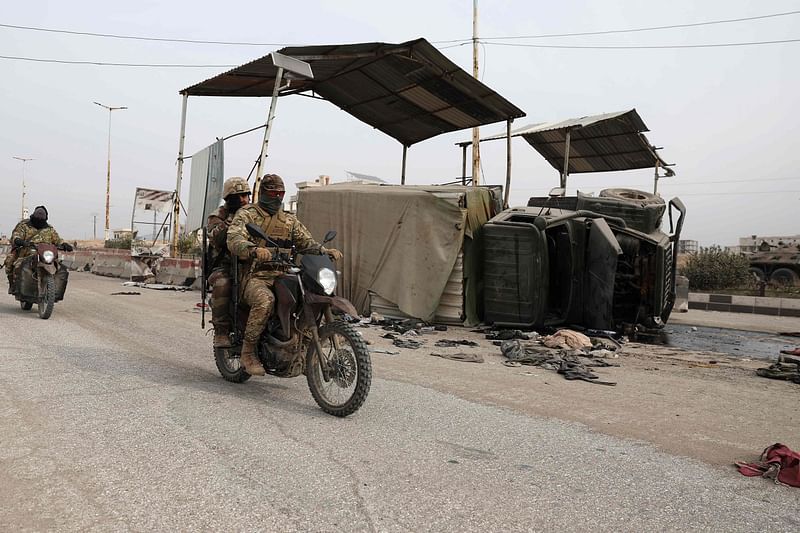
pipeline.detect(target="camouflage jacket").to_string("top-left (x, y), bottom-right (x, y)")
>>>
top-left (206, 205), bottom-right (235, 272)
top-left (227, 205), bottom-right (320, 280)
top-left (11, 220), bottom-right (63, 258)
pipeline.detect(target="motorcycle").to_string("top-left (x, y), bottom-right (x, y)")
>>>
top-left (11, 240), bottom-right (70, 319)
top-left (202, 223), bottom-right (372, 417)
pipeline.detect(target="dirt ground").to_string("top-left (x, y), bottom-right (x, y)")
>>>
top-left (357, 317), bottom-right (800, 467)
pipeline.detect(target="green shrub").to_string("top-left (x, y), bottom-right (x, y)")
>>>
top-left (104, 236), bottom-right (132, 250)
top-left (681, 246), bottom-right (751, 291)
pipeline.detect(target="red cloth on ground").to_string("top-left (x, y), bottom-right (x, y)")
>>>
top-left (736, 443), bottom-right (800, 488)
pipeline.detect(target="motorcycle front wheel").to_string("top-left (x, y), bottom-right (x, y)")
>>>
top-left (38, 275), bottom-right (55, 319)
top-left (307, 320), bottom-right (372, 417)
top-left (214, 346), bottom-right (251, 383)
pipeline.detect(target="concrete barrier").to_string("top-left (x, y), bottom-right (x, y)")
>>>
top-left (675, 275), bottom-right (689, 313)
top-left (91, 251), bottom-right (131, 278)
top-left (61, 250), bottom-right (94, 271)
top-left (155, 258), bottom-right (200, 287)
top-left (689, 292), bottom-right (800, 317)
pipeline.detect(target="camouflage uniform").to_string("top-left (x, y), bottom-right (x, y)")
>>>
top-left (5, 220), bottom-right (63, 283)
top-left (227, 204), bottom-right (321, 343)
top-left (206, 205), bottom-right (236, 337)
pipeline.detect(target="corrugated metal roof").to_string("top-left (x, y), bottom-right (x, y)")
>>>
top-left (457, 109), bottom-right (674, 175)
top-left (181, 38), bottom-right (525, 147)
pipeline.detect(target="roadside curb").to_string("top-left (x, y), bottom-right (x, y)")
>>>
top-left (689, 292), bottom-right (800, 317)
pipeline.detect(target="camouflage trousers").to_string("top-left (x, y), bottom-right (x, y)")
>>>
top-left (4, 250), bottom-right (19, 280)
top-left (208, 269), bottom-right (232, 332)
top-left (242, 277), bottom-right (276, 343)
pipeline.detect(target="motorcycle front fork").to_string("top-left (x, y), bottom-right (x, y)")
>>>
top-left (309, 307), bottom-right (340, 382)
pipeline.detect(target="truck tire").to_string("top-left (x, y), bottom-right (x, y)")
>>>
top-left (599, 188), bottom-right (664, 206)
top-left (770, 268), bottom-right (799, 287)
top-left (749, 267), bottom-right (766, 282)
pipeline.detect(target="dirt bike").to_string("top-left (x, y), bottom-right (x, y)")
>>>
top-left (201, 223), bottom-right (372, 417)
top-left (11, 241), bottom-right (70, 319)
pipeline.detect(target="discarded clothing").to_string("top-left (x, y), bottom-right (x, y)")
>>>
top-left (736, 443), bottom-right (800, 487)
top-left (780, 347), bottom-right (800, 356)
top-left (393, 338), bottom-right (423, 350)
top-left (756, 363), bottom-right (800, 384)
top-left (486, 329), bottom-right (533, 341)
top-left (500, 339), bottom-right (616, 385)
top-left (434, 339), bottom-right (479, 348)
top-left (430, 352), bottom-right (484, 363)
top-left (543, 329), bottom-right (592, 350)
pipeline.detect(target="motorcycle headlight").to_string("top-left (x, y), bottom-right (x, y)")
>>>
top-left (42, 250), bottom-right (55, 264)
top-left (317, 267), bottom-right (337, 295)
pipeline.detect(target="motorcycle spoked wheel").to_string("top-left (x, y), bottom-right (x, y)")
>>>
top-left (214, 346), bottom-right (252, 383)
top-left (307, 320), bottom-right (372, 417)
top-left (38, 275), bottom-right (55, 319)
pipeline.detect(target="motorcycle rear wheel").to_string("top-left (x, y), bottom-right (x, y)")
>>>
top-left (38, 275), bottom-right (55, 319)
top-left (20, 301), bottom-right (33, 310)
top-left (307, 320), bottom-right (372, 417)
top-left (214, 346), bottom-right (252, 383)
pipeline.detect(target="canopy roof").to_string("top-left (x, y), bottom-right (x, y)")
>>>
top-left (458, 109), bottom-right (674, 175)
top-left (182, 38), bottom-right (525, 146)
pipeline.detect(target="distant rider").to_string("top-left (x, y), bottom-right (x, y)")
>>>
top-left (226, 174), bottom-right (342, 376)
top-left (206, 177), bottom-right (251, 348)
top-left (5, 206), bottom-right (72, 293)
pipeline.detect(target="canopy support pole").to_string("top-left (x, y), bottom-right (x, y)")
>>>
top-left (461, 144), bottom-right (467, 185)
top-left (560, 129), bottom-right (571, 191)
top-left (401, 145), bottom-right (408, 185)
top-left (254, 66), bottom-right (284, 200)
top-left (171, 94), bottom-right (188, 257)
top-left (504, 118), bottom-right (512, 207)
top-left (653, 159), bottom-right (661, 195)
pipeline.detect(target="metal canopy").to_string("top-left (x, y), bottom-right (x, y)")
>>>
top-left (458, 109), bottom-right (674, 176)
top-left (182, 38), bottom-right (525, 146)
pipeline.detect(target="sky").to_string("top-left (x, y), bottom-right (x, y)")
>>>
top-left (1, 0), bottom-right (798, 246)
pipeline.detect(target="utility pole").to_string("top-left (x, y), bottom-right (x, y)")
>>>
top-left (12, 156), bottom-right (33, 220)
top-left (92, 214), bottom-right (98, 240)
top-left (94, 102), bottom-right (128, 241)
top-left (471, 0), bottom-right (481, 186)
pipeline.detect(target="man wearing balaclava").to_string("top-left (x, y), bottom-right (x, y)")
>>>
top-left (206, 177), bottom-right (251, 348)
top-left (226, 174), bottom-right (343, 376)
top-left (4, 206), bottom-right (72, 293)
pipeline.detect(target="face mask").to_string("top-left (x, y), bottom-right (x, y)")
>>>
top-left (30, 207), bottom-right (48, 229)
top-left (226, 195), bottom-right (243, 212)
top-left (259, 195), bottom-right (283, 215)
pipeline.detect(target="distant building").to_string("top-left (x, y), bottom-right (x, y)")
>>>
top-left (678, 240), bottom-right (698, 254)
top-left (287, 175), bottom-right (332, 213)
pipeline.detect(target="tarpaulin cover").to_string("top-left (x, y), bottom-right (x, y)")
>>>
top-left (297, 184), bottom-right (467, 321)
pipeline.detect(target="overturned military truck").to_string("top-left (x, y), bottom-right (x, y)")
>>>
top-left (469, 110), bottom-right (686, 333)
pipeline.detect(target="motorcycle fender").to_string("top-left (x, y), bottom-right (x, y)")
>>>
top-left (305, 292), bottom-right (359, 317)
top-left (40, 264), bottom-right (57, 275)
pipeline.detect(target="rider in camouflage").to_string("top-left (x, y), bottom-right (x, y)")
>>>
top-left (226, 174), bottom-right (343, 376)
top-left (206, 177), bottom-right (251, 348)
top-left (5, 206), bottom-right (72, 293)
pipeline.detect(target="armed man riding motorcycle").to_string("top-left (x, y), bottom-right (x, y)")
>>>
top-left (226, 174), bottom-right (343, 376)
top-left (5, 206), bottom-right (72, 294)
top-left (206, 177), bottom-right (251, 349)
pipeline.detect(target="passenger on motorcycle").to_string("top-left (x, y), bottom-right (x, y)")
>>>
top-left (226, 174), bottom-right (343, 376)
top-left (5, 206), bottom-right (72, 293)
top-left (206, 177), bottom-right (251, 348)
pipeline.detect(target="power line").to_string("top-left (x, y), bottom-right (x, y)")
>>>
top-left (2, 9), bottom-right (798, 47)
top-left (0, 54), bottom-right (236, 68)
top-left (483, 38), bottom-right (800, 50)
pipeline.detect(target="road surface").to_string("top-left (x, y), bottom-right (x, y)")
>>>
top-left (0, 273), bottom-right (797, 532)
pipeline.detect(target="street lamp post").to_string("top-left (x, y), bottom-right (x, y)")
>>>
top-left (94, 101), bottom-right (127, 241)
top-left (12, 156), bottom-right (34, 220)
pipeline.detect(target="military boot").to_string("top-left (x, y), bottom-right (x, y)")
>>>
top-left (213, 326), bottom-right (231, 349)
top-left (240, 340), bottom-right (266, 376)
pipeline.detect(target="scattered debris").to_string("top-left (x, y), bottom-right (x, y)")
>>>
top-left (371, 349), bottom-right (400, 355)
top-left (485, 329), bottom-right (534, 341)
top-left (122, 281), bottom-right (189, 291)
top-left (434, 339), bottom-right (479, 348)
top-left (542, 329), bottom-right (592, 350)
top-left (500, 339), bottom-right (617, 386)
top-left (430, 352), bottom-right (484, 363)
top-left (736, 443), bottom-right (800, 487)
top-left (393, 338), bottom-right (423, 350)
top-left (110, 291), bottom-right (141, 296)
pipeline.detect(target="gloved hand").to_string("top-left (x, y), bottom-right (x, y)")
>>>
top-left (59, 242), bottom-right (74, 252)
top-left (325, 248), bottom-right (343, 262)
top-left (251, 247), bottom-right (272, 262)
top-left (13, 237), bottom-right (26, 248)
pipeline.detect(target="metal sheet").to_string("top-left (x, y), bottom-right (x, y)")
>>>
top-left (181, 39), bottom-right (525, 146)
top-left (457, 109), bottom-right (674, 175)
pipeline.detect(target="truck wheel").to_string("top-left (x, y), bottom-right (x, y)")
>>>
top-left (770, 268), bottom-right (799, 287)
top-left (599, 188), bottom-right (664, 206)
top-left (749, 267), bottom-right (766, 282)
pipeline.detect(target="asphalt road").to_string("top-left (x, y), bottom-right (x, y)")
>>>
top-left (0, 273), bottom-right (797, 532)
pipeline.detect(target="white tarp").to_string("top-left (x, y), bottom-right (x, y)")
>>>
top-left (134, 188), bottom-right (173, 212)
top-left (186, 139), bottom-right (224, 232)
